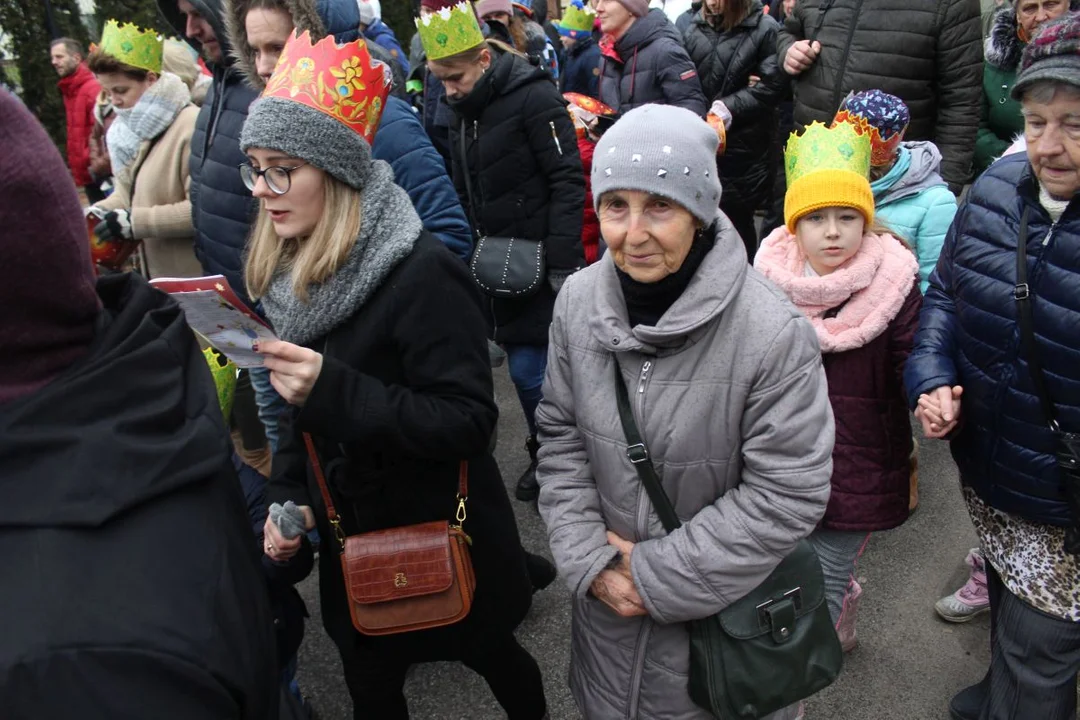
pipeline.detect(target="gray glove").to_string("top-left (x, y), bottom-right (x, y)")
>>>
top-left (268, 500), bottom-right (307, 540)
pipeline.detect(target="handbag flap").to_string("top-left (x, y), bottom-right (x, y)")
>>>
top-left (343, 521), bottom-right (455, 604)
top-left (717, 541), bottom-right (827, 640)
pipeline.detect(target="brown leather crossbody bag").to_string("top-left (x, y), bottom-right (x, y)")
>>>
top-left (303, 433), bottom-right (476, 636)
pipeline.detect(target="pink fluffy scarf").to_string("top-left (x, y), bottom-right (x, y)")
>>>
top-left (755, 226), bottom-right (918, 353)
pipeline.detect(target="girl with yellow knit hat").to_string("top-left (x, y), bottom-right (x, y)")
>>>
top-left (754, 120), bottom-right (924, 654)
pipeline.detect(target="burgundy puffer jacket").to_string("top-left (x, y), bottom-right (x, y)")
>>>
top-left (822, 286), bottom-right (922, 532)
top-left (755, 227), bottom-right (923, 532)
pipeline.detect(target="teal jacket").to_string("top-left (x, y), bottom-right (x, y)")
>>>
top-left (872, 142), bottom-right (957, 293)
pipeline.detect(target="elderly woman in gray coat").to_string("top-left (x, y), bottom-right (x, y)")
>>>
top-left (536, 103), bottom-right (834, 720)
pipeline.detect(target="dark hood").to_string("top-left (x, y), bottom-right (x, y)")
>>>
top-left (446, 49), bottom-right (553, 120)
top-left (616, 8), bottom-right (680, 56)
top-left (158, 0), bottom-right (237, 68)
top-left (0, 273), bottom-right (230, 529)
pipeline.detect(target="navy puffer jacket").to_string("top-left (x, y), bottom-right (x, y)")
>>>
top-left (905, 154), bottom-right (1080, 527)
top-left (158, 0), bottom-right (259, 308)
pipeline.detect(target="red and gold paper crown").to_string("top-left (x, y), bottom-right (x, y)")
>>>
top-left (262, 30), bottom-right (392, 144)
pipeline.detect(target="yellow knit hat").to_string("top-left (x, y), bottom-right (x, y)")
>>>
top-left (784, 121), bottom-right (874, 232)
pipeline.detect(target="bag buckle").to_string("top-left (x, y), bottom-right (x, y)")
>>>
top-left (626, 443), bottom-right (650, 464)
top-left (1014, 283), bottom-right (1030, 300)
top-left (756, 587), bottom-right (803, 626)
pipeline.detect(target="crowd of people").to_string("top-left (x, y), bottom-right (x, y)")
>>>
top-left (3, 0), bottom-right (1080, 718)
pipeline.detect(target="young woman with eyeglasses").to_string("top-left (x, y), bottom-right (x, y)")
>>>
top-left (241, 34), bottom-right (548, 719)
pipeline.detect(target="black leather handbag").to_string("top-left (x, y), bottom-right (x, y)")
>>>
top-left (613, 362), bottom-right (843, 719)
top-left (459, 123), bottom-right (546, 298)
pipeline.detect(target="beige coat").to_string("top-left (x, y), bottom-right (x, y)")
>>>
top-left (97, 105), bottom-right (201, 279)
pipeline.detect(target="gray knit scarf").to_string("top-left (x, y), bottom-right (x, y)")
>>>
top-left (261, 159), bottom-right (423, 346)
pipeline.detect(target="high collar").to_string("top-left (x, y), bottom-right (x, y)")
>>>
top-left (57, 64), bottom-right (95, 96)
top-left (589, 216), bottom-right (748, 354)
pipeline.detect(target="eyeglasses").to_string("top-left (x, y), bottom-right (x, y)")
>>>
top-left (239, 161), bottom-right (308, 195)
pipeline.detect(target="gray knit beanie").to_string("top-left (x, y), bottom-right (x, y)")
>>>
top-left (240, 96), bottom-right (373, 190)
top-left (1012, 12), bottom-right (1080, 100)
top-left (592, 103), bottom-right (721, 225)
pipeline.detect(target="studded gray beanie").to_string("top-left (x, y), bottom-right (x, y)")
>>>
top-left (240, 96), bottom-right (373, 190)
top-left (592, 104), bottom-right (721, 225)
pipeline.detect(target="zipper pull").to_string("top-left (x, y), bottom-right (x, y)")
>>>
top-left (473, 120), bottom-right (478, 140)
top-left (638, 361), bottom-right (652, 394)
top-left (1045, 223), bottom-right (1057, 246)
top-left (549, 121), bottom-right (564, 155)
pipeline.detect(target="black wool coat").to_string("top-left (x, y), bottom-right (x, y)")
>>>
top-left (0, 273), bottom-right (278, 719)
top-left (267, 233), bottom-right (533, 661)
top-left (683, 1), bottom-right (786, 209)
top-left (448, 50), bottom-right (585, 346)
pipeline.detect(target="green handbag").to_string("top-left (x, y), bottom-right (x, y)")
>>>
top-left (613, 362), bottom-right (843, 719)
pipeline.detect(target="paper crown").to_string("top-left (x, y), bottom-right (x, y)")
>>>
top-left (784, 121), bottom-right (873, 231)
top-left (785, 121), bottom-right (870, 187)
top-left (262, 30), bottom-right (391, 144)
top-left (555, 0), bottom-right (597, 37)
top-left (416, 2), bottom-right (486, 61)
top-left (833, 90), bottom-right (910, 167)
top-left (98, 19), bottom-right (163, 74)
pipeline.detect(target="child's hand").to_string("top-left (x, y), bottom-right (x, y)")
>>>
top-left (916, 385), bottom-right (963, 439)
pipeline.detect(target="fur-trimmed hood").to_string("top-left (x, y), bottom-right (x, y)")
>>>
top-left (223, 0), bottom-right (328, 90)
top-left (985, 1), bottom-right (1080, 70)
top-left (223, 0), bottom-right (407, 94)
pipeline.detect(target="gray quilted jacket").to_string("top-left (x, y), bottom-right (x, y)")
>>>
top-left (536, 218), bottom-right (834, 719)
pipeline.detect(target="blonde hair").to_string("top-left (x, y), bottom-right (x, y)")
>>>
top-left (245, 172), bottom-right (362, 302)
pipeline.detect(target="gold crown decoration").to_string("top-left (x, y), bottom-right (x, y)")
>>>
top-left (785, 121), bottom-right (871, 186)
top-left (416, 3), bottom-right (486, 61)
top-left (262, 30), bottom-right (393, 144)
top-left (98, 19), bottom-right (164, 74)
top-left (783, 121), bottom-right (874, 231)
top-left (555, 0), bottom-right (597, 37)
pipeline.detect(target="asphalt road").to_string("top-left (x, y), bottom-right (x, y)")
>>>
top-left (294, 365), bottom-right (989, 720)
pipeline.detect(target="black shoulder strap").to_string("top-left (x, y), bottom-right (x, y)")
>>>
top-left (613, 360), bottom-right (682, 533)
top-left (458, 120), bottom-right (482, 237)
top-left (1014, 204), bottom-right (1060, 431)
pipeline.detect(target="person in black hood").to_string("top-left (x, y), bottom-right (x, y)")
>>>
top-left (683, 0), bottom-right (786, 259)
top-left (159, 0), bottom-right (290, 458)
top-left (426, 33), bottom-right (585, 503)
top-left (0, 89), bottom-right (278, 720)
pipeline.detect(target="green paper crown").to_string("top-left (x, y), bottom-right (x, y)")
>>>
top-left (784, 120), bottom-right (871, 186)
top-left (415, 3), bottom-right (485, 61)
top-left (99, 19), bottom-right (163, 74)
top-left (560, 2), bottom-right (597, 32)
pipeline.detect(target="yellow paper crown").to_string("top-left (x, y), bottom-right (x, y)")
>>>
top-left (416, 3), bottom-right (486, 61)
top-left (783, 121), bottom-right (874, 231)
top-left (557, 1), bottom-right (597, 34)
top-left (263, 31), bottom-right (392, 144)
top-left (98, 19), bottom-right (163, 74)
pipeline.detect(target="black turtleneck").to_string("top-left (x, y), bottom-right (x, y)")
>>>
top-left (615, 224), bottom-right (717, 328)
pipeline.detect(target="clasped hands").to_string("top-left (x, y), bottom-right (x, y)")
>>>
top-left (915, 385), bottom-right (964, 439)
top-left (591, 531), bottom-right (648, 618)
